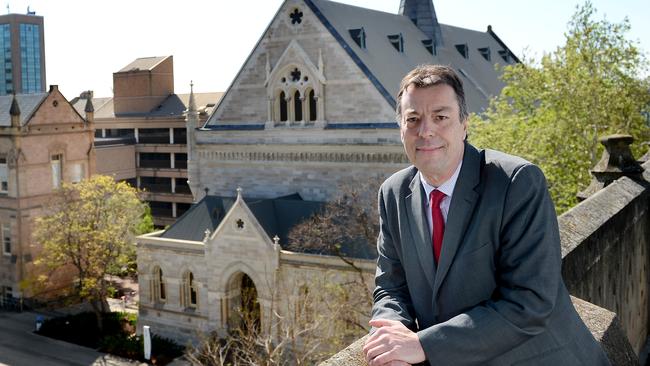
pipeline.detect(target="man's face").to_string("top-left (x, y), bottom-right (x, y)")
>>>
top-left (400, 84), bottom-right (467, 186)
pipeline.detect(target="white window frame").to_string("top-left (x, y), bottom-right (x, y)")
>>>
top-left (0, 157), bottom-right (7, 194)
top-left (51, 154), bottom-right (62, 189)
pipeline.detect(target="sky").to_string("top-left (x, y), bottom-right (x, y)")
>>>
top-left (5, 0), bottom-right (649, 99)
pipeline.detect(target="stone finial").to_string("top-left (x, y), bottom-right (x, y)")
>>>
top-left (577, 134), bottom-right (644, 201)
top-left (188, 81), bottom-right (197, 113)
top-left (10, 93), bottom-right (20, 128)
top-left (236, 187), bottom-right (243, 200)
top-left (9, 93), bottom-right (20, 116)
top-left (203, 229), bottom-right (211, 242)
top-left (273, 235), bottom-right (280, 246)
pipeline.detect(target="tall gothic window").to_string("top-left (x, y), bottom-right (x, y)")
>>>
top-left (294, 90), bottom-right (302, 121)
top-left (182, 271), bottom-right (198, 309)
top-left (279, 91), bottom-right (288, 122)
top-left (152, 266), bottom-right (166, 303)
top-left (309, 89), bottom-right (317, 121)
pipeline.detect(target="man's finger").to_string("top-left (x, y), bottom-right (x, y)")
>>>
top-left (368, 349), bottom-right (396, 366)
top-left (364, 343), bottom-right (389, 363)
top-left (369, 318), bottom-right (399, 328)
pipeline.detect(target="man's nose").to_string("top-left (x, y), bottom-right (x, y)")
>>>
top-left (418, 117), bottom-right (436, 138)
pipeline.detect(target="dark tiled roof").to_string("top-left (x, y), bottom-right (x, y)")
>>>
top-left (71, 93), bottom-right (223, 120)
top-left (161, 196), bottom-right (237, 242)
top-left (147, 92), bottom-right (224, 117)
top-left (308, 0), bottom-right (509, 113)
top-left (206, 0), bottom-right (515, 127)
top-left (0, 93), bottom-right (47, 126)
top-left (158, 193), bottom-right (377, 259)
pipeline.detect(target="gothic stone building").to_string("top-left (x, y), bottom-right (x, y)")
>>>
top-left (137, 0), bottom-right (518, 344)
top-left (137, 189), bottom-right (376, 343)
top-left (188, 0), bottom-right (517, 203)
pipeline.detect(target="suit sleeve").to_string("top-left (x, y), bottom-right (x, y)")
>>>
top-left (417, 164), bottom-right (563, 364)
top-left (371, 183), bottom-right (417, 330)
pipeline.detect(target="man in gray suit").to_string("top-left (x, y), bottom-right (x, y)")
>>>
top-left (362, 65), bottom-right (609, 365)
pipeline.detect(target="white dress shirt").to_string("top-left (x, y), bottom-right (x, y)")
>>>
top-left (419, 160), bottom-right (463, 236)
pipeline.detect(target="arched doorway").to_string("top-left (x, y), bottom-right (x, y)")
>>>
top-left (226, 272), bottom-right (261, 333)
top-left (240, 274), bottom-right (261, 333)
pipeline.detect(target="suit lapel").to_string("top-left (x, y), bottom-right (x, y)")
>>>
top-left (406, 172), bottom-right (436, 287)
top-left (432, 143), bottom-right (481, 298)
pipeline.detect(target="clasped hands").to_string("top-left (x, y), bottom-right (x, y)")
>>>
top-left (363, 319), bottom-right (426, 366)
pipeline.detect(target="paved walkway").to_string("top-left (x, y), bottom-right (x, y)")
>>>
top-left (0, 310), bottom-right (146, 366)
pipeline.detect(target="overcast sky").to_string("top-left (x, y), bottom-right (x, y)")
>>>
top-left (6, 0), bottom-right (648, 98)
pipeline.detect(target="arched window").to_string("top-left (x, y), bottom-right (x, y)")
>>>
top-left (182, 271), bottom-right (198, 309)
top-left (308, 89), bottom-right (317, 121)
top-left (152, 266), bottom-right (166, 303)
top-left (294, 90), bottom-right (302, 122)
top-left (279, 91), bottom-right (288, 122)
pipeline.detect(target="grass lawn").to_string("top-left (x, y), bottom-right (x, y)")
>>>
top-left (36, 311), bottom-right (183, 365)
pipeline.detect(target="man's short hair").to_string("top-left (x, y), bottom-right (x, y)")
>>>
top-left (395, 65), bottom-right (468, 123)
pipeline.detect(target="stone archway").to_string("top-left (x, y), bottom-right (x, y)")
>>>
top-left (226, 272), bottom-right (261, 333)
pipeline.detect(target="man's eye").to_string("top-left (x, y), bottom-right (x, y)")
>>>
top-left (406, 117), bottom-right (418, 124)
top-left (435, 115), bottom-right (449, 121)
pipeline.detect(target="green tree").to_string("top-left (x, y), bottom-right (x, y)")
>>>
top-left (470, 1), bottom-right (650, 213)
top-left (34, 175), bottom-right (148, 330)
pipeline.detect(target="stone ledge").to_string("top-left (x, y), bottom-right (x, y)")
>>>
top-left (571, 296), bottom-right (638, 366)
top-left (320, 298), bottom-right (638, 365)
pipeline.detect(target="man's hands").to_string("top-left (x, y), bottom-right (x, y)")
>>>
top-left (363, 319), bottom-right (426, 366)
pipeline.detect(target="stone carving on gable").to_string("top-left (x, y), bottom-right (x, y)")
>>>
top-left (265, 40), bottom-right (327, 129)
top-left (282, 3), bottom-right (306, 30)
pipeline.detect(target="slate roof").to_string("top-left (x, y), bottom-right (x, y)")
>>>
top-left (206, 0), bottom-right (517, 127)
top-left (0, 93), bottom-right (47, 126)
top-left (160, 193), bottom-right (377, 260)
top-left (117, 56), bottom-right (169, 73)
top-left (307, 0), bottom-right (512, 113)
top-left (71, 93), bottom-right (223, 119)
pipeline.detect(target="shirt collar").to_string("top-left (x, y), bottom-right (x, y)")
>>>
top-left (420, 160), bottom-right (463, 200)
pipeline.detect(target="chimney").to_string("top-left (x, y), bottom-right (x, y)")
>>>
top-left (577, 134), bottom-right (645, 201)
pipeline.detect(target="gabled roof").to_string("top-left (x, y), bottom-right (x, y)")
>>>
top-left (158, 192), bottom-right (377, 259)
top-left (0, 93), bottom-right (48, 126)
top-left (161, 193), bottom-right (321, 244)
top-left (307, 0), bottom-right (513, 113)
top-left (117, 56), bottom-right (169, 73)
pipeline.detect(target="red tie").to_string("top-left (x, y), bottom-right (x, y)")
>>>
top-left (430, 190), bottom-right (446, 263)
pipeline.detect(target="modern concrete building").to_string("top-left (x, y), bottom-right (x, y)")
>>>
top-left (72, 56), bottom-right (223, 227)
top-left (0, 12), bottom-right (46, 95)
top-left (0, 85), bottom-right (94, 306)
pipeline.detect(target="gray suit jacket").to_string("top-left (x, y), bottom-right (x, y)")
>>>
top-left (372, 143), bottom-right (610, 365)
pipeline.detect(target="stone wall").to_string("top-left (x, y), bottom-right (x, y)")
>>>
top-left (560, 159), bottom-right (650, 354)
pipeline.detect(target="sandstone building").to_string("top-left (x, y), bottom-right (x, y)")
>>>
top-left (136, 188), bottom-right (375, 344)
top-left (0, 85), bottom-right (94, 307)
top-left (137, 0), bottom-right (520, 346)
top-left (189, 0), bottom-right (518, 203)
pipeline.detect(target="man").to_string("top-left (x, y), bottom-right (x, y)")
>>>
top-left (362, 65), bottom-right (609, 365)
